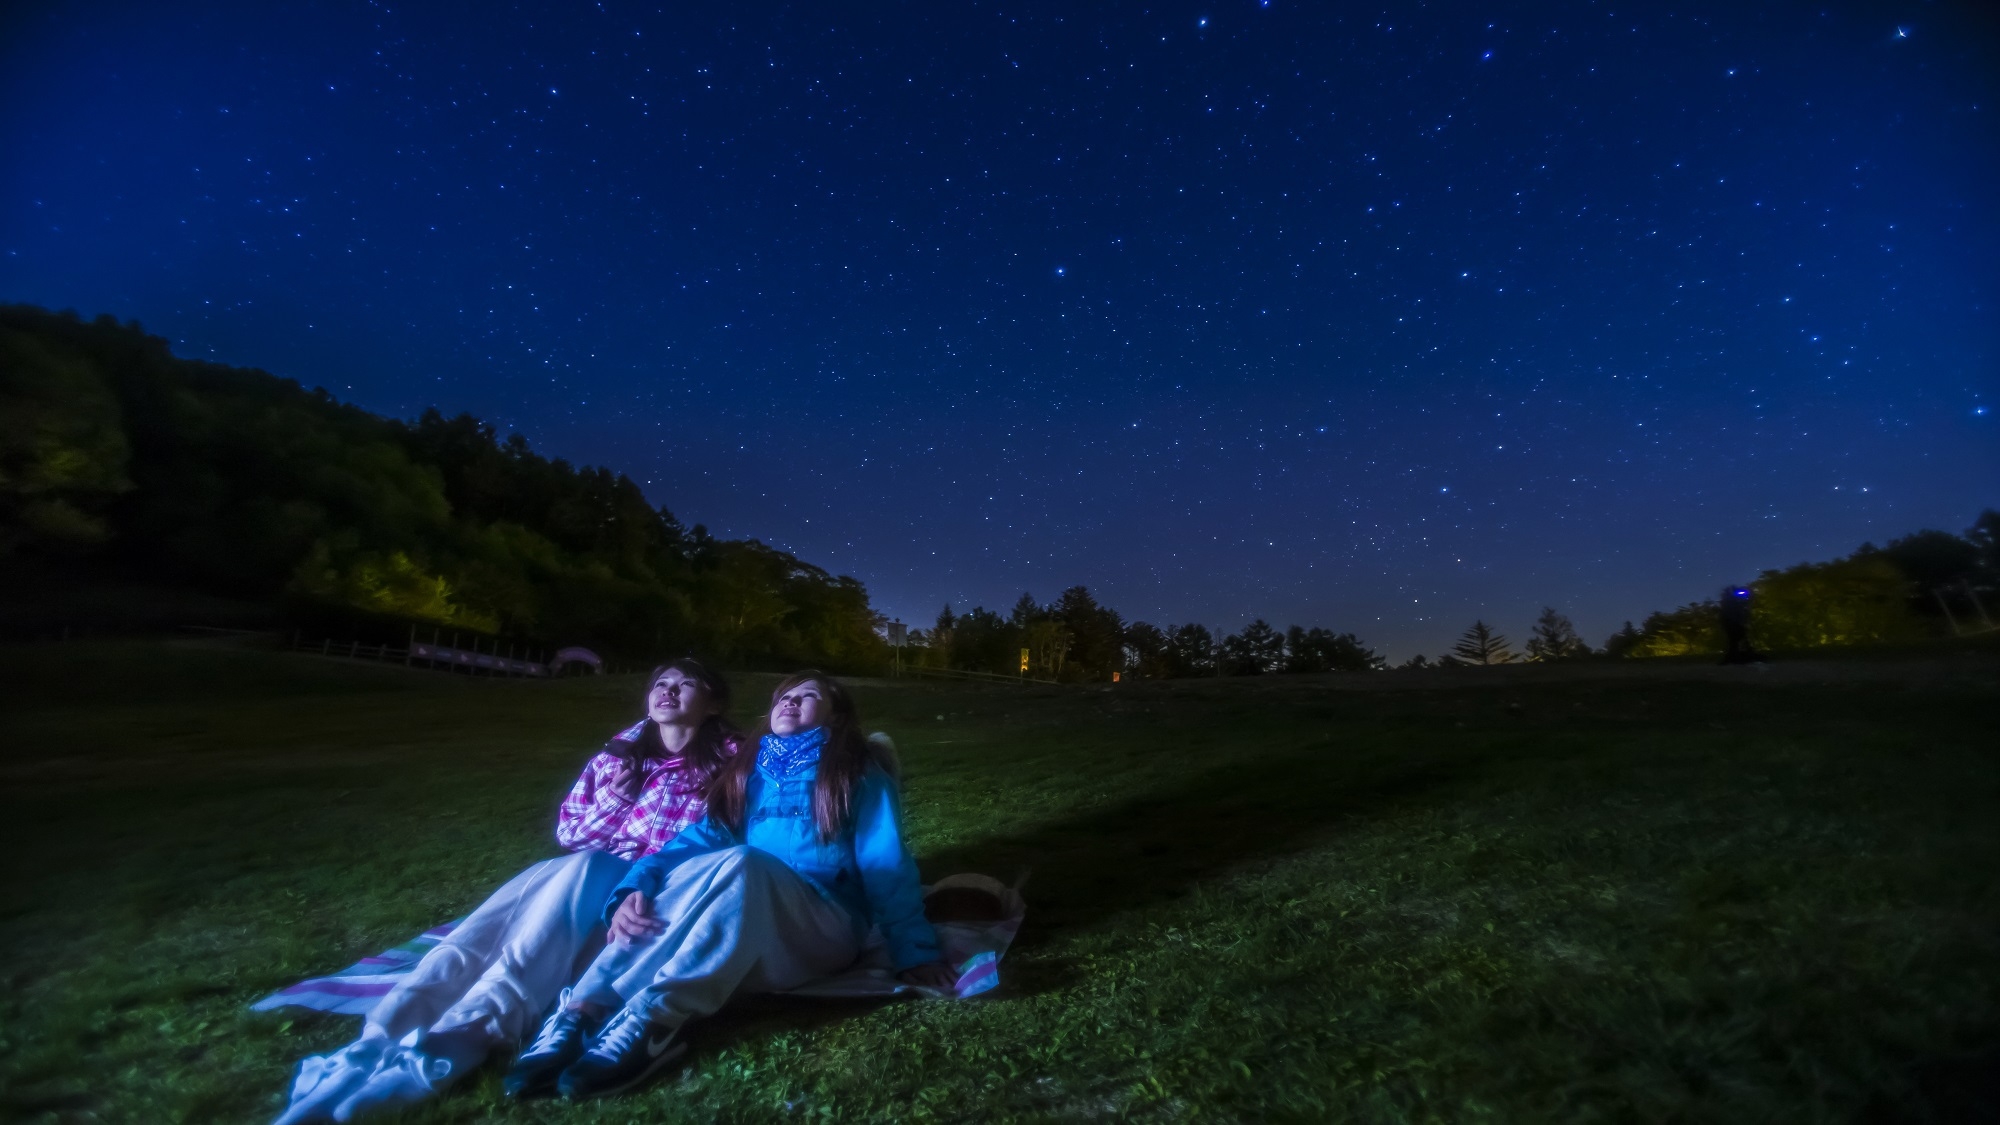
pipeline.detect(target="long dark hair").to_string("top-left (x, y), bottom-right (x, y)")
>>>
top-left (621, 657), bottom-right (740, 792)
top-left (707, 670), bottom-right (893, 841)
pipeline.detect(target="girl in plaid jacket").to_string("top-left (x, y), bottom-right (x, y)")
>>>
top-left (275, 658), bottom-right (743, 1125)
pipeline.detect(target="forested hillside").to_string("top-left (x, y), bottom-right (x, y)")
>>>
top-left (0, 305), bottom-right (887, 668)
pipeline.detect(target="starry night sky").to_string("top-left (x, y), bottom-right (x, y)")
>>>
top-left (4, 1), bottom-right (1995, 658)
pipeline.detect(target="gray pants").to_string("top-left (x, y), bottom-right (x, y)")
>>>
top-left (572, 845), bottom-right (860, 1028)
top-left (367, 849), bottom-right (632, 1045)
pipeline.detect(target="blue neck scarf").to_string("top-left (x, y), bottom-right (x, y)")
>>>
top-left (758, 726), bottom-right (827, 779)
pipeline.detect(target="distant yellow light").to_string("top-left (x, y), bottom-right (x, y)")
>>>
top-left (1019, 647), bottom-right (1030, 672)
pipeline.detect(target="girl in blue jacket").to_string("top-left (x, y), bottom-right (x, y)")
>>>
top-left (502, 671), bottom-right (952, 1100)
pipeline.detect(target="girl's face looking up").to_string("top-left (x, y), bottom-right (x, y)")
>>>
top-left (649, 668), bottom-right (717, 727)
top-left (770, 681), bottom-right (825, 735)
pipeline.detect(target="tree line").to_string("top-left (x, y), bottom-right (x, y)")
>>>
top-left (1, 306), bottom-right (885, 668)
top-left (905, 588), bottom-right (1386, 682)
top-left (1423, 513), bottom-right (2000, 667)
top-left (7, 304), bottom-right (1989, 675)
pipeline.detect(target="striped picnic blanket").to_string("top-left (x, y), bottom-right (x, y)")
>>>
top-left (253, 876), bottom-right (1022, 1015)
top-left (251, 922), bottom-right (461, 1016)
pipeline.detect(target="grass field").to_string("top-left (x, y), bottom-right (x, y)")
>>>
top-left (1, 638), bottom-right (1996, 1123)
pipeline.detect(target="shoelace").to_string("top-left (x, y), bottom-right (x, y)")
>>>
top-left (525, 1009), bottom-right (583, 1056)
top-left (585, 1008), bottom-right (650, 1061)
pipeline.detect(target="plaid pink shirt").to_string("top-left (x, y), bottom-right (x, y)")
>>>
top-left (555, 721), bottom-right (733, 861)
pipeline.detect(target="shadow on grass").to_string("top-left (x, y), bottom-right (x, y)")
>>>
top-left (647, 732), bottom-right (1504, 1071)
top-left (916, 733), bottom-right (1486, 956)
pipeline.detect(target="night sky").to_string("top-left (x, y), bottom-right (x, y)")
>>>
top-left (4, 2), bottom-right (1995, 659)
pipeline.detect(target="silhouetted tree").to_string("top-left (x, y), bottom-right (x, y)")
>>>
top-left (1451, 620), bottom-right (1515, 665)
top-left (927, 604), bottom-right (958, 667)
top-left (1123, 621), bottom-right (1173, 679)
top-left (1052, 585), bottom-right (1125, 681)
top-left (1220, 619), bottom-right (1285, 675)
top-left (951, 606), bottom-right (1017, 674)
top-left (1283, 625), bottom-right (1386, 672)
top-left (1602, 621), bottom-right (1643, 659)
top-left (1165, 623), bottom-right (1217, 677)
top-left (1524, 607), bottom-right (1591, 661)
top-left (1880, 530), bottom-right (1981, 590)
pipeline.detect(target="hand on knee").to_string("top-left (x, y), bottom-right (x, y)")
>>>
top-left (607, 892), bottom-right (665, 946)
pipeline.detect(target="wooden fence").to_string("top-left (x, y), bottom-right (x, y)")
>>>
top-left (897, 664), bottom-right (1059, 686)
top-left (288, 628), bottom-right (617, 677)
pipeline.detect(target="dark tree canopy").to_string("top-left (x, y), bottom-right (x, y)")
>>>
top-left (1282, 626), bottom-right (1386, 673)
top-left (1219, 619), bottom-right (1286, 676)
top-left (0, 305), bottom-right (888, 668)
top-left (1165, 623), bottom-right (1218, 678)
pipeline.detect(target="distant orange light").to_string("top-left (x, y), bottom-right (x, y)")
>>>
top-left (1112, 672), bottom-right (1121, 682)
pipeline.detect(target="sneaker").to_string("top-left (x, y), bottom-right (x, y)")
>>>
top-left (501, 991), bottom-right (603, 1100)
top-left (555, 1005), bottom-right (686, 1100)
top-left (329, 1032), bottom-right (454, 1122)
top-left (273, 1036), bottom-right (390, 1125)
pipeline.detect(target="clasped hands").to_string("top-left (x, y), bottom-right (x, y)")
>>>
top-left (605, 892), bottom-right (958, 989)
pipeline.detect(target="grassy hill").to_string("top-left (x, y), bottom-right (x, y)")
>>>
top-left (1, 639), bottom-right (1995, 1122)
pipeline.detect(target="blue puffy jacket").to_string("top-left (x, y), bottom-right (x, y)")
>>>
top-left (606, 750), bottom-right (942, 971)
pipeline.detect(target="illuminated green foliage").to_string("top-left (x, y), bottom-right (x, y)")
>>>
top-left (0, 306), bottom-right (888, 669)
top-left (1618, 513), bottom-right (2000, 658)
top-left (1750, 554), bottom-right (1926, 649)
top-left (1628, 600), bottom-right (1723, 657)
top-left (0, 325), bottom-right (132, 554)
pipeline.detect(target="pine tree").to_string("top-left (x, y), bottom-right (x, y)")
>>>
top-left (1220, 619), bottom-right (1285, 675)
top-left (1602, 620), bottom-right (1643, 658)
top-left (1123, 621), bottom-right (1170, 679)
top-left (1165, 623), bottom-right (1217, 676)
top-left (931, 604), bottom-right (957, 667)
top-left (1524, 606), bottom-right (1590, 661)
top-left (1052, 585), bottom-right (1126, 680)
top-left (1451, 620), bottom-right (1515, 665)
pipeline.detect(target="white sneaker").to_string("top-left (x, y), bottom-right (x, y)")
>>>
top-left (329, 1031), bottom-right (455, 1122)
top-left (272, 1036), bottom-right (389, 1125)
